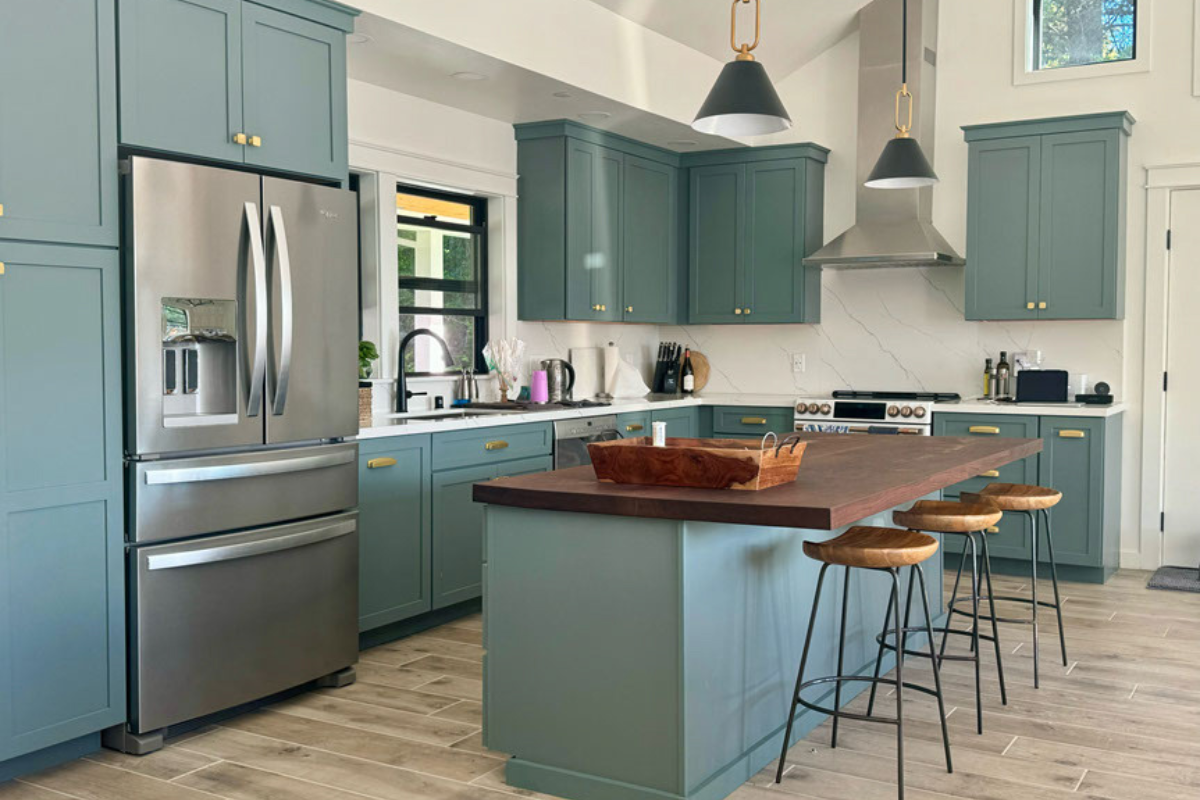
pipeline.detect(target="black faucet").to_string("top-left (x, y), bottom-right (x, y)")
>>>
top-left (396, 328), bottom-right (455, 413)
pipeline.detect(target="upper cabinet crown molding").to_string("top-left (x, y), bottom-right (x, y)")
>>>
top-left (962, 111), bottom-right (1136, 142)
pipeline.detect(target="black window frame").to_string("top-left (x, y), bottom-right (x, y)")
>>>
top-left (396, 183), bottom-right (489, 375)
top-left (1033, 0), bottom-right (1137, 72)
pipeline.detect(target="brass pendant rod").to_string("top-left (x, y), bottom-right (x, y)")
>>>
top-left (730, 0), bottom-right (761, 61)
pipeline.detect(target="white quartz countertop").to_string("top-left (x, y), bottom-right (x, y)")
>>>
top-left (931, 400), bottom-right (1125, 418)
top-left (354, 393), bottom-right (794, 440)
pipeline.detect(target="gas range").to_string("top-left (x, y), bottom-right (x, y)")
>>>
top-left (794, 391), bottom-right (960, 436)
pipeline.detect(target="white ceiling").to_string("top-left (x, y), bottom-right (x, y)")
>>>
top-left (587, 0), bottom-right (871, 80)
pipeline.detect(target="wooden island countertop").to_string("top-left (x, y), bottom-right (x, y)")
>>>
top-left (473, 432), bottom-right (1042, 530)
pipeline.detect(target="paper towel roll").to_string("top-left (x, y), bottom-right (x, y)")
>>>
top-left (569, 347), bottom-right (602, 400)
top-left (603, 343), bottom-right (620, 396)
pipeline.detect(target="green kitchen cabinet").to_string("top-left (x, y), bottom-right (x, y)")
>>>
top-left (616, 411), bottom-right (652, 438)
top-left (687, 147), bottom-right (827, 324)
top-left (357, 436), bottom-right (432, 632)
top-left (0, 0), bottom-right (118, 248)
top-left (0, 243), bottom-right (125, 767)
top-left (117, 0), bottom-right (355, 182)
top-left (517, 122), bottom-right (683, 324)
top-left (963, 112), bottom-right (1131, 321)
top-left (711, 406), bottom-right (794, 440)
top-left (651, 407), bottom-right (699, 439)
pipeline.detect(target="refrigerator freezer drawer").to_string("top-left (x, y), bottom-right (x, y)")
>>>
top-left (130, 442), bottom-right (357, 544)
top-left (129, 512), bottom-right (358, 734)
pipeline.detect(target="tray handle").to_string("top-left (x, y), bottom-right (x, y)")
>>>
top-left (761, 431), bottom-right (778, 451)
top-left (775, 433), bottom-right (805, 457)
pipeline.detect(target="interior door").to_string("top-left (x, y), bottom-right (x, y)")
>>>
top-left (126, 157), bottom-right (266, 456)
top-left (262, 177), bottom-right (358, 445)
top-left (1163, 189), bottom-right (1200, 568)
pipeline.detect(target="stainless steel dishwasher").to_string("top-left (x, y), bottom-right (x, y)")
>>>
top-left (553, 415), bottom-right (620, 469)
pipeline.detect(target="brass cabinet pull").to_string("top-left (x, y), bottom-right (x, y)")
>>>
top-left (734, 308), bottom-right (743, 315)
top-left (626, 423), bottom-right (644, 432)
top-left (742, 417), bottom-right (768, 425)
top-left (367, 457), bottom-right (397, 469)
top-left (968, 425), bottom-right (1000, 435)
top-left (1038, 301), bottom-right (1047, 309)
top-left (485, 440), bottom-right (509, 451)
top-left (979, 470), bottom-right (1000, 478)
top-left (1026, 302), bottom-right (1035, 310)
top-left (985, 526), bottom-right (1000, 534)
top-left (233, 132), bottom-right (248, 145)
top-left (249, 135), bottom-right (263, 147)
top-left (1058, 429), bottom-right (1086, 439)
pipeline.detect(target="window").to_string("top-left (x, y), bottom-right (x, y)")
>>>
top-left (1014, 0), bottom-right (1148, 85)
top-left (396, 185), bottom-right (488, 375)
top-left (1034, 0), bottom-right (1136, 70)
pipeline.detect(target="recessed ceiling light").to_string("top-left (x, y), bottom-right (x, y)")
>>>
top-left (577, 111), bottom-right (611, 122)
top-left (668, 139), bottom-right (699, 147)
top-left (552, 90), bottom-right (573, 99)
top-left (452, 71), bottom-right (488, 81)
top-left (348, 32), bottom-right (372, 45)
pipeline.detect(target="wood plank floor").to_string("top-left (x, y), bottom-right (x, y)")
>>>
top-left (3, 569), bottom-right (1198, 800)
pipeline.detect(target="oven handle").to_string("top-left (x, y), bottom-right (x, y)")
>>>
top-left (146, 519), bottom-right (356, 571)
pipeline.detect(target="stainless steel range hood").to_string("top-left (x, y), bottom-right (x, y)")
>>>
top-left (804, 0), bottom-right (963, 269)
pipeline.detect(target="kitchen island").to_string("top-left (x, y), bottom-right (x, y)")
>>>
top-left (474, 433), bottom-right (1042, 800)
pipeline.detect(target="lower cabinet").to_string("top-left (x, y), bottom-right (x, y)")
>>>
top-left (357, 436), bottom-right (432, 632)
top-left (651, 407), bottom-right (699, 439)
top-left (711, 406), bottom-right (793, 440)
top-left (615, 411), bottom-right (651, 438)
top-left (0, 244), bottom-right (125, 765)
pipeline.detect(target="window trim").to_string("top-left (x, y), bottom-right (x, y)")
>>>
top-left (1013, 0), bottom-right (1151, 86)
top-left (396, 183), bottom-right (490, 376)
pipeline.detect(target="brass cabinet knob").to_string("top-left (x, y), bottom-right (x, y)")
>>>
top-left (233, 132), bottom-right (248, 145)
top-left (601, 304), bottom-right (607, 311)
top-left (1038, 301), bottom-right (1047, 309)
top-left (1026, 302), bottom-right (1035, 310)
top-left (592, 304), bottom-right (600, 311)
top-left (734, 308), bottom-right (743, 315)
top-left (249, 135), bottom-right (262, 147)
top-left (0, 202), bottom-right (5, 217)
top-left (744, 308), bottom-right (751, 315)
top-left (0, 262), bottom-right (5, 276)
top-left (625, 305), bottom-right (634, 313)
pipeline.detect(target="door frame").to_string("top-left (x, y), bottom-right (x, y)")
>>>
top-left (1140, 164), bottom-right (1200, 569)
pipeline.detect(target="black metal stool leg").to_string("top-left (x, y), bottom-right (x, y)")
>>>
top-left (966, 532), bottom-right (983, 734)
top-left (890, 568), bottom-right (905, 799)
top-left (866, 580), bottom-right (895, 717)
top-left (1042, 508), bottom-right (1068, 666)
top-left (1029, 510), bottom-right (1041, 689)
top-left (832, 566), bottom-right (851, 749)
top-left (776, 563), bottom-right (829, 784)
top-left (978, 532), bottom-right (1008, 706)
top-left (914, 564), bottom-right (953, 774)
top-left (940, 542), bottom-right (969, 660)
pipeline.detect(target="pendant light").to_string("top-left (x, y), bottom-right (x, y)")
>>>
top-left (865, 0), bottom-right (938, 188)
top-left (692, 0), bottom-right (791, 137)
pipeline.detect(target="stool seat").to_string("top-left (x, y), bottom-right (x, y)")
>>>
top-left (804, 527), bottom-right (938, 569)
top-left (893, 500), bottom-right (1003, 533)
top-left (963, 483), bottom-right (1062, 511)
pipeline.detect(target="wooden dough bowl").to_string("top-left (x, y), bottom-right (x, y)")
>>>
top-left (588, 436), bottom-right (807, 491)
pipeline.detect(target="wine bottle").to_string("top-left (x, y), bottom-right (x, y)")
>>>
top-left (997, 351), bottom-right (1011, 399)
top-left (681, 349), bottom-right (695, 394)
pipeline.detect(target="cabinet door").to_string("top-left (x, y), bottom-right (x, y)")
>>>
top-left (1038, 131), bottom-right (1122, 320)
top-left (242, 2), bottom-right (348, 181)
top-left (0, 244), bottom-right (124, 761)
top-left (117, 0), bottom-right (245, 166)
top-left (651, 408), bottom-right (698, 439)
top-left (689, 164), bottom-right (745, 324)
top-left (566, 141), bottom-right (622, 321)
top-left (965, 137), bottom-right (1041, 321)
top-left (745, 160), bottom-right (807, 323)
top-left (622, 156), bottom-right (677, 323)
top-left (0, 0), bottom-right (118, 247)
top-left (432, 463), bottom-right (495, 610)
top-left (1039, 417), bottom-right (1104, 567)
top-left (357, 438), bottom-right (432, 632)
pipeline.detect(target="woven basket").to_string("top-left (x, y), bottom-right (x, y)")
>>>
top-left (358, 386), bottom-right (373, 428)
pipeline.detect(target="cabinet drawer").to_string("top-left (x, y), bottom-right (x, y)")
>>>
top-left (616, 411), bottom-right (651, 437)
top-left (933, 413), bottom-right (1039, 500)
top-left (433, 423), bottom-right (553, 471)
top-left (711, 406), bottom-right (793, 437)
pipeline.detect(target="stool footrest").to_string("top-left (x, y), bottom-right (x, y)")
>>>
top-left (875, 625), bottom-right (997, 661)
top-left (794, 673), bottom-right (943, 725)
top-left (949, 594), bottom-right (1061, 626)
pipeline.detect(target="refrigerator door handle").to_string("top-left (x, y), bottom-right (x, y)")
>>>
top-left (245, 202), bottom-right (268, 417)
top-left (145, 519), bottom-right (356, 571)
top-left (268, 205), bottom-right (294, 417)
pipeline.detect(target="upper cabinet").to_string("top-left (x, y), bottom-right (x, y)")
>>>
top-left (516, 122), bottom-right (684, 324)
top-left (687, 147), bottom-right (827, 325)
top-left (117, 0), bottom-right (356, 183)
top-left (963, 112), bottom-right (1132, 321)
top-left (0, 0), bottom-right (119, 247)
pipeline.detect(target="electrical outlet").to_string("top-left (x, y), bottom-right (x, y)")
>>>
top-left (792, 353), bottom-right (806, 373)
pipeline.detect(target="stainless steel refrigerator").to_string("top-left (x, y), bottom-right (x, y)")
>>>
top-left (106, 157), bottom-right (360, 754)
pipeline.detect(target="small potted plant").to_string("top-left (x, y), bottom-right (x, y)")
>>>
top-left (358, 340), bottom-right (380, 427)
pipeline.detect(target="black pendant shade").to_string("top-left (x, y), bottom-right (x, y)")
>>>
top-left (692, 60), bottom-right (792, 137)
top-left (865, 136), bottom-right (938, 188)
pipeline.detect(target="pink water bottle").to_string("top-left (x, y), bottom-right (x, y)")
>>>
top-left (530, 370), bottom-right (549, 404)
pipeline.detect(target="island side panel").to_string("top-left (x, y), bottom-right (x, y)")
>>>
top-left (485, 506), bottom-right (687, 796)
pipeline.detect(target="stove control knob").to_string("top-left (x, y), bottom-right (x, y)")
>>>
top-left (795, 402), bottom-right (807, 414)
top-left (819, 403), bottom-right (831, 415)
top-left (807, 403), bottom-right (821, 415)
top-left (900, 405), bottom-right (914, 418)
top-left (887, 405), bottom-right (900, 418)
top-left (913, 406), bottom-right (927, 419)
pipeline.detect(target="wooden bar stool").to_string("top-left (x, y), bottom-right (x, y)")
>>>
top-left (961, 483), bottom-right (1067, 689)
top-left (871, 500), bottom-right (1006, 735)
top-left (775, 526), bottom-right (952, 799)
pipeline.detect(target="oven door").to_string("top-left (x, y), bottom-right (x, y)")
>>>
top-left (554, 430), bottom-right (621, 469)
top-left (795, 421), bottom-right (929, 436)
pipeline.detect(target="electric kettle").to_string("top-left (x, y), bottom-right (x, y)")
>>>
top-left (541, 358), bottom-right (575, 403)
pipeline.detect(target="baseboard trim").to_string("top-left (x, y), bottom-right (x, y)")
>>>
top-left (0, 733), bottom-right (100, 783)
